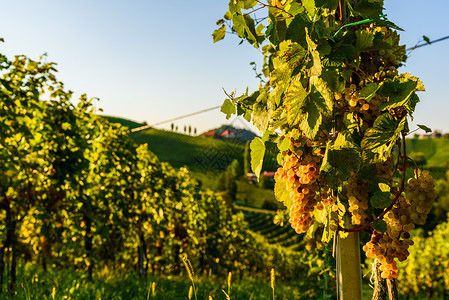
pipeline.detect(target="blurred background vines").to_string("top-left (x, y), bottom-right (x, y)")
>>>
top-left (0, 53), bottom-right (334, 299)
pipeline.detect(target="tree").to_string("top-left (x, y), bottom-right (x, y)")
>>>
top-left (214, 1), bottom-right (436, 299)
top-left (188, 125), bottom-right (192, 135)
top-left (171, 123), bottom-right (174, 131)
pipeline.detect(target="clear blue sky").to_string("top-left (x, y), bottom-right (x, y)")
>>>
top-left (1, 1), bottom-right (448, 134)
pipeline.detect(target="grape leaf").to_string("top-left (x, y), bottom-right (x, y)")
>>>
top-left (285, 80), bottom-right (308, 126)
top-left (358, 82), bottom-right (379, 102)
top-left (310, 76), bottom-right (333, 116)
top-left (356, 29), bottom-right (375, 50)
top-left (370, 191), bottom-right (391, 208)
top-left (250, 137), bottom-right (265, 178)
top-left (305, 28), bottom-right (322, 76)
top-left (274, 179), bottom-right (292, 208)
top-left (321, 131), bottom-right (362, 188)
top-left (372, 219), bottom-right (388, 233)
top-left (353, 0), bottom-right (383, 18)
top-left (212, 25), bottom-right (226, 43)
top-left (253, 101), bottom-right (270, 135)
top-left (299, 109), bottom-right (322, 140)
top-left (361, 114), bottom-right (406, 164)
top-left (278, 136), bottom-right (291, 152)
top-left (379, 78), bottom-right (418, 112)
top-left (221, 99), bottom-right (236, 120)
top-left (417, 124), bottom-right (431, 133)
top-left (302, 0), bottom-right (316, 18)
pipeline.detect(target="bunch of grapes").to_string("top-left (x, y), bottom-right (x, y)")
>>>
top-left (345, 173), bottom-right (369, 225)
top-left (405, 170), bottom-right (438, 225)
top-left (274, 130), bottom-right (328, 234)
top-left (362, 170), bottom-right (437, 280)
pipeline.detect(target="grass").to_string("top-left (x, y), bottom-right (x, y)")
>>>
top-left (1, 264), bottom-right (314, 300)
top-left (406, 138), bottom-right (449, 166)
top-left (131, 128), bottom-right (244, 171)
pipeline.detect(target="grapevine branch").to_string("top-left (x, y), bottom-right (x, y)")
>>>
top-left (340, 132), bottom-right (408, 233)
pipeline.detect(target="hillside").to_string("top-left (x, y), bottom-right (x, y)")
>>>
top-left (131, 127), bottom-right (244, 172)
top-left (105, 116), bottom-right (449, 181)
top-left (406, 138), bottom-right (449, 166)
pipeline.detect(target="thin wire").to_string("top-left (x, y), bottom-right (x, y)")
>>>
top-left (131, 105), bottom-right (222, 133)
top-left (406, 35), bottom-right (449, 54)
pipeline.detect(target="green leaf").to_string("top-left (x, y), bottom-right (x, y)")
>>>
top-left (321, 70), bottom-right (344, 92)
top-left (250, 137), bottom-right (265, 178)
top-left (285, 80), bottom-right (308, 126)
top-left (301, 0), bottom-right (316, 18)
top-left (353, 0), bottom-right (383, 18)
top-left (361, 114), bottom-right (406, 164)
top-left (378, 183), bottom-right (390, 192)
top-left (370, 191), bottom-right (391, 209)
top-left (299, 107), bottom-right (322, 140)
top-left (310, 76), bottom-right (333, 117)
top-left (265, 21), bottom-right (278, 45)
top-left (221, 99), bottom-right (236, 119)
top-left (278, 136), bottom-right (291, 152)
top-left (417, 124), bottom-right (432, 133)
top-left (243, 109), bottom-right (252, 122)
top-left (253, 101), bottom-right (270, 135)
top-left (274, 179), bottom-right (292, 208)
top-left (378, 78), bottom-right (417, 112)
top-left (212, 25), bottom-right (226, 43)
top-left (224, 11), bottom-right (232, 20)
top-left (322, 211), bottom-right (338, 243)
top-left (359, 83), bottom-right (379, 102)
top-left (320, 131), bottom-right (362, 188)
top-left (285, 13), bottom-right (311, 46)
top-left (305, 28), bottom-right (322, 76)
top-left (356, 29), bottom-right (375, 50)
top-left (372, 219), bottom-right (388, 233)
top-left (315, 0), bottom-right (338, 10)
top-left (231, 13), bottom-right (262, 46)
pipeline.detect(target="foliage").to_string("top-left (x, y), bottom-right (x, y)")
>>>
top-left (397, 215), bottom-right (449, 299)
top-left (0, 52), bottom-right (331, 296)
top-left (214, 0), bottom-right (435, 284)
top-left (1, 263), bottom-right (329, 300)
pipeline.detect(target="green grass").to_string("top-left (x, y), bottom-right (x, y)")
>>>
top-left (2, 264), bottom-right (314, 300)
top-left (131, 128), bottom-right (244, 171)
top-left (406, 138), bottom-right (449, 166)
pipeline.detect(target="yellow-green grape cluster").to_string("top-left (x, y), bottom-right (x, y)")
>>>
top-left (363, 195), bottom-right (415, 280)
top-left (363, 231), bottom-right (401, 280)
top-left (334, 85), bottom-right (383, 127)
top-left (346, 173), bottom-right (369, 225)
top-left (405, 170), bottom-right (438, 225)
top-left (363, 170), bottom-right (438, 280)
top-left (274, 131), bottom-right (326, 234)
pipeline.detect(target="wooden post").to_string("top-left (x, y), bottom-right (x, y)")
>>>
top-left (337, 232), bottom-right (363, 300)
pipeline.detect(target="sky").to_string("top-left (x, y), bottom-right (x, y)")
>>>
top-left (0, 0), bottom-right (448, 134)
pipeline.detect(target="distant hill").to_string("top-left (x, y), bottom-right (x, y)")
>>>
top-left (104, 116), bottom-right (449, 181)
top-left (131, 127), bottom-right (244, 173)
top-left (208, 125), bottom-right (258, 142)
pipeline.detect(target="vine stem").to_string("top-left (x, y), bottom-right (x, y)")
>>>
top-left (340, 131), bottom-right (408, 233)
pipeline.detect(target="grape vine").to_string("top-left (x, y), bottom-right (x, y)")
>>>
top-left (214, 0), bottom-right (437, 292)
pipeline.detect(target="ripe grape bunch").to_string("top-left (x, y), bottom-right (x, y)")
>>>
top-left (363, 170), bottom-right (437, 280)
top-left (346, 173), bottom-right (369, 226)
top-left (274, 130), bottom-right (330, 234)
